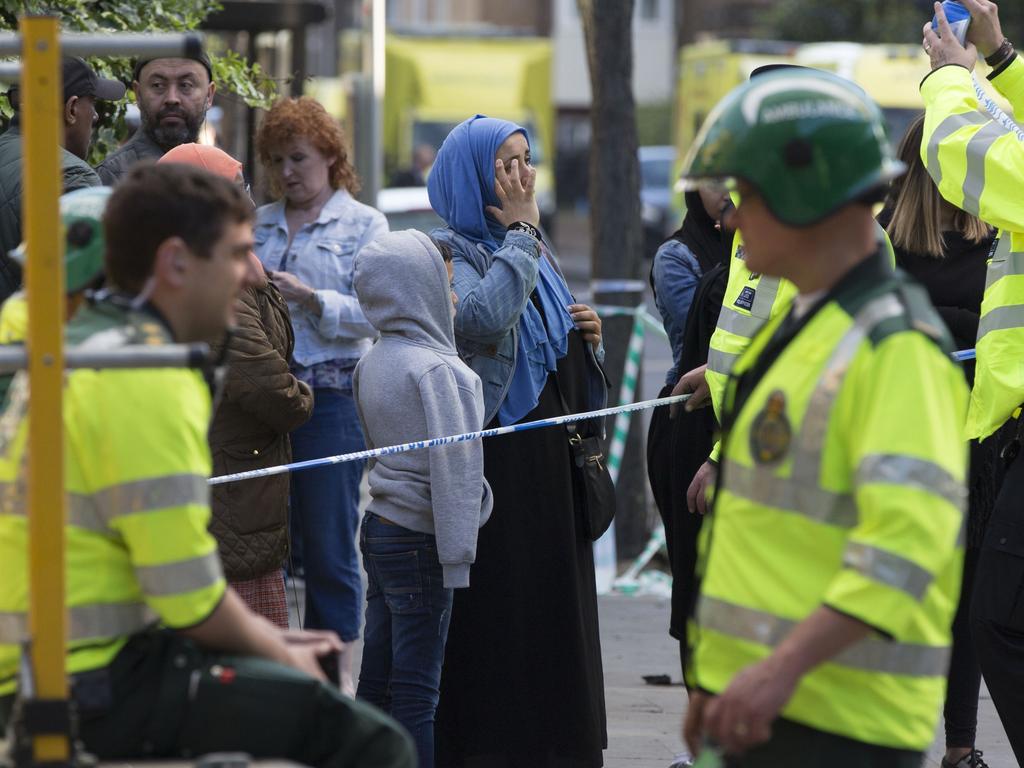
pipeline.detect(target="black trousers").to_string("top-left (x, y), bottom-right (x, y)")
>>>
top-left (944, 546), bottom-right (982, 747)
top-left (723, 718), bottom-right (922, 768)
top-left (971, 449), bottom-right (1024, 763)
top-left (0, 630), bottom-right (414, 767)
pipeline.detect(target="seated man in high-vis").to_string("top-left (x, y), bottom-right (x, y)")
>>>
top-left (922, 0), bottom-right (1024, 760)
top-left (0, 163), bottom-right (413, 767)
top-left (679, 68), bottom-right (967, 766)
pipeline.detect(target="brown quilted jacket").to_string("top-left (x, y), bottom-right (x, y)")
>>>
top-left (209, 276), bottom-right (314, 580)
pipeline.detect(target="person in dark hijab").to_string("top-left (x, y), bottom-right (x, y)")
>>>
top-left (647, 185), bottom-right (734, 684)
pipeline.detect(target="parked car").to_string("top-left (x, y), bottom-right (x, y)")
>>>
top-left (639, 145), bottom-right (676, 258)
top-left (376, 186), bottom-right (445, 234)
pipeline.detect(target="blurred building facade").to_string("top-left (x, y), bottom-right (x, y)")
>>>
top-left (551, 0), bottom-right (676, 207)
top-left (675, 0), bottom-right (773, 44)
top-left (385, 0), bottom-right (551, 35)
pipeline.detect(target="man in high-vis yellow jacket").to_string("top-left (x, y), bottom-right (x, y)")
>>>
top-left (679, 68), bottom-right (968, 765)
top-left (674, 65), bottom-right (896, 517)
top-left (922, 0), bottom-right (1024, 760)
top-left (0, 163), bottom-right (413, 767)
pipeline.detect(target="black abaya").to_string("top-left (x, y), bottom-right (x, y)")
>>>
top-left (435, 330), bottom-right (607, 768)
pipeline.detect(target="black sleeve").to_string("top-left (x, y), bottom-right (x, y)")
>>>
top-left (935, 305), bottom-right (980, 351)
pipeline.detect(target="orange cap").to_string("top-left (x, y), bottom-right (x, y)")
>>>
top-left (158, 143), bottom-right (243, 182)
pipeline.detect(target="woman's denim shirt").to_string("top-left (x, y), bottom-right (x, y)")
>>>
top-left (652, 238), bottom-right (703, 386)
top-left (431, 227), bottom-right (608, 426)
top-left (254, 189), bottom-right (388, 368)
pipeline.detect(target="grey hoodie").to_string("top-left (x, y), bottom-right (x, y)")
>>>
top-left (353, 230), bottom-right (493, 588)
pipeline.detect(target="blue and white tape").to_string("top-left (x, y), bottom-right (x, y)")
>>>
top-left (591, 279), bottom-right (647, 294)
top-left (209, 392), bottom-right (692, 486)
top-left (973, 75), bottom-right (1024, 143)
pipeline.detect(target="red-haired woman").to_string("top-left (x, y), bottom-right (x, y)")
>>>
top-left (255, 97), bottom-right (388, 695)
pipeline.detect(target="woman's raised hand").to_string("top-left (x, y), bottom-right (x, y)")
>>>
top-left (486, 158), bottom-right (540, 229)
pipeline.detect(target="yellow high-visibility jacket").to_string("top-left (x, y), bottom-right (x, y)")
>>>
top-left (705, 227), bottom-right (894, 462)
top-left (0, 292), bottom-right (27, 344)
top-left (0, 298), bottom-right (225, 694)
top-left (921, 57), bottom-right (1024, 440)
top-left (694, 252), bottom-right (967, 750)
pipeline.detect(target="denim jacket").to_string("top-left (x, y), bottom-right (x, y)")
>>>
top-left (652, 238), bottom-right (703, 385)
top-left (254, 189), bottom-right (388, 367)
top-left (431, 227), bottom-right (608, 426)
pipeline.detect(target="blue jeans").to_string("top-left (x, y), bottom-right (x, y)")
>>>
top-left (357, 512), bottom-right (454, 768)
top-left (289, 388), bottom-right (365, 641)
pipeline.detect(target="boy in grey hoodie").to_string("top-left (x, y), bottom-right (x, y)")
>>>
top-left (352, 229), bottom-right (492, 768)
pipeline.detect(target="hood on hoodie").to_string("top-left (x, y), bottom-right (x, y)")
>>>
top-left (353, 229), bottom-right (456, 352)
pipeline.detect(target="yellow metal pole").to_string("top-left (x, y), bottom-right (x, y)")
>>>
top-left (21, 15), bottom-right (70, 764)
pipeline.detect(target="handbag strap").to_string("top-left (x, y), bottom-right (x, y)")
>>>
top-left (549, 357), bottom-right (581, 441)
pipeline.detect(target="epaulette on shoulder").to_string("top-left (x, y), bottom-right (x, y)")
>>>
top-left (866, 279), bottom-right (955, 355)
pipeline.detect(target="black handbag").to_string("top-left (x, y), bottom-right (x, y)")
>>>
top-left (555, 381), bottom-right (617, 541)
top-left (567, 427), bottom-right (617, 541)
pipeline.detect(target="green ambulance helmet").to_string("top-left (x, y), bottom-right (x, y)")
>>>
top-left (10, 186), bottom-right (111, 294)
top-left (680, 68), bottom-right (905, 227)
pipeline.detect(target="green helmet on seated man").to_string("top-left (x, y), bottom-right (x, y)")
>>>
top-left (10, 186), bottom-right (111, 294)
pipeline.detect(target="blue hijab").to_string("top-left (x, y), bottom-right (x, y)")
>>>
top-left (429, 115), bottom-right (576, 425)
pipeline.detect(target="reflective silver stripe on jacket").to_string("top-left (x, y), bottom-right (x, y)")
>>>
top-left (698, 595), bottom-right (950, 677)
top-left (1, 483), bottom-right (106, 534)
top-left (707, 347), bottom-right (740, 376)
top-left (0, 474), bottom-right (208, 533)
top-left (0, 612), bottom-right (24, 641)
top-left (721, 296), bottom-right (905, 529)
top-left (0, 602), bottom-right (152, 643)
top-left (961, 121), bottom-right (1012, 217)
top-left (0, 372), bottom-right (28, 456)
top-left (983, 236), bottom-right (1022, 290)
top-left (843, 541), bottom-right (934, 601)
top-left (926, 111), bottom-right (990, 184)
top-left (135, 550), bottom-right (224, 597)
top-left (716, 306), bottom-right (765, 338)
top-left (855, 453), bottom-right (966, 513)
top-left (977, 304), bottom-right (1024, 341)
top-left (789, 295), bottom-right (904, 492)
top-left (749, 275), bottom-right (781, 319)
top-left (91, 474), bottom-right (209, 523)
top-left (721, 460), bottom-right (857, 528)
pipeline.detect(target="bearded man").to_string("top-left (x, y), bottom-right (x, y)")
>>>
top-left (96, 54), bottom-right (215, 185)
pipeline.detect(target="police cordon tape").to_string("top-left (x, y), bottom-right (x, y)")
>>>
top-left (208, 391), bottom-right (693, 486)
top-left (972, 74), bottom-right (1024, 143)
top-left (208, 301), bottom-right (977, 488)
top-left (208, 301), bottom-right (978, 595)
top-left (597, 303), bottom-right (978, 362)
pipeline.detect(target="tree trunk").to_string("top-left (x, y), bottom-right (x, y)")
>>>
top-left (577, 0), bottom-right (651, 561)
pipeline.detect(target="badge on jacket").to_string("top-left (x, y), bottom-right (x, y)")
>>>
top-left (750, 389), bottom-right (791, 464)
top-left (734, 286), bottom-right (755, 311)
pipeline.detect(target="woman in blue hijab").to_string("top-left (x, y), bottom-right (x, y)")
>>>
top-left (426, 115), bottom-right (609, 768)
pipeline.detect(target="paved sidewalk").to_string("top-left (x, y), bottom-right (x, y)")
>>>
top-left (598, 592), bottom-right (1014, 768)
top-left (601, 593), bottom-right (688, 767)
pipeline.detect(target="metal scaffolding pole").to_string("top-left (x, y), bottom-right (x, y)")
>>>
top-left (21, 18), bottom-right (68, 765)
top-left (0, 344), bottom-right (213, 374)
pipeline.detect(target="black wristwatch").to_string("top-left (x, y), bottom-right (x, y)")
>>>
top-left (507, 221), bottom-right (541, 241)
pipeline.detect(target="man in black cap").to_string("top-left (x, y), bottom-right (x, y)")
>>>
top-left (0, 56), bottom-right (125, 301)
top-left (95, 54), bottom-right (214, 186)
